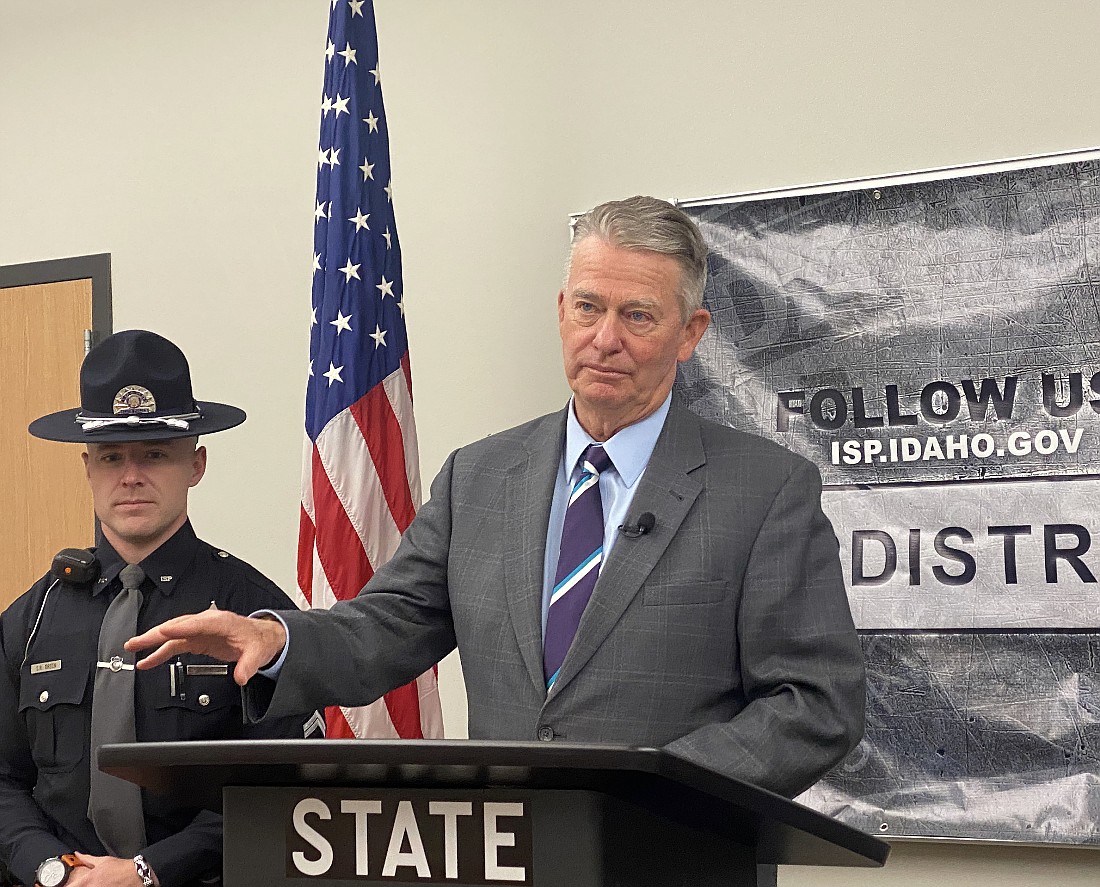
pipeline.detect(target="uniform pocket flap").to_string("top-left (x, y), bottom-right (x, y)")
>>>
top-left (18, 662), bottom-right (91, 712)
top-left (152, 666), bottom-right (237, 714)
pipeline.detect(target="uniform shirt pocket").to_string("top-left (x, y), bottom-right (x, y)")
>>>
top-left (152, 658), bottom-right (240, 738)
top-left (642, 579), bottom-right (728, 606)
top-left (18, 657), bottom-right (92, 772)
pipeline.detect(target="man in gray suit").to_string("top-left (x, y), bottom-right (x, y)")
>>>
top-left (130, 196), bottom-right (864, 798)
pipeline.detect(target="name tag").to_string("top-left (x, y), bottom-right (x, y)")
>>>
top-left (186, 664), bottom-right (229, 677)
top-left (30, 660), bottom-right (61, 674)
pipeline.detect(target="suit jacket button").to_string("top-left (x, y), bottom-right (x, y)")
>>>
top-left (537, 726), bottom-right (554, 741)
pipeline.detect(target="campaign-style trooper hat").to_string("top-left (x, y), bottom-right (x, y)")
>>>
top-left (29, 329), bottom-right (246, 443)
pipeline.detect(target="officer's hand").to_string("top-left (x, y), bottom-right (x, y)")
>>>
top-left (69, 853), bottom-right (154, 886)
top-left (126, 610), bottom-right (288, 685)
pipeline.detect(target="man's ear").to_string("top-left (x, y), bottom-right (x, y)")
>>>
top-left (677, 308), bottom-right (711, 362)
top-left (81, 449), bottom-right (90, 478)
top-left (190, 445), bottom-right (208, 488)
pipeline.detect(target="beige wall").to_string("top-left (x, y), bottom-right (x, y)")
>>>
top-left (2, 0), bottom-right (1098, 880)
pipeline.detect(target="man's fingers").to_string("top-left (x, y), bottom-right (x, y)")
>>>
top-left (125, 610), bottom-right (285, 680)
top-left (233, 637), bottom-right (269, 685)
top-left (127, 611), bottom-right (226, 670)
top-left (233, 654), bottom-right (263, 686)
top-left (126, 613), bottom-right (208, 652)
top-left (133, 638), bottom-right (191, 671)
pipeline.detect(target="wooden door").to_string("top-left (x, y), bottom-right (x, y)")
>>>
top-left (1, 257), bottom-right (110, 609)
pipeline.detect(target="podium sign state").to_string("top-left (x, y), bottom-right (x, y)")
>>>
top-left (290, 790), bottom-right (531, 884)
top-left (224, 784), bottom-right (752, 887)
top-left (224, 787), bottom-right (532, 885)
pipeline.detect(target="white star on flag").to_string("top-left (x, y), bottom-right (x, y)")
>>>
top-left (338, 42), bottom-right (357, 65)
top-left (325, 39), bottom-right (335, 60)
top-left (384, 180), bottom-right (393, 202)
top-left (369, 65), bottom-right (380, 85)
top-left (315, 200), bottom-right (329, 221)
top-left (359, 158), bottom-right (375, 181)
top-left (313, 253), bottom-right (322, 273)
top-left (321, 94), bottom-right (333, 116)
top-left (369, 325), bottom-right (388, 348)
top-left (349, 209), bottom-right (371, 231)
top-left (330, 310), bottom-right (353, 334)
top-left (349, 0), bottom-right (365, 16)
top-left (382, 227), bottom-right (392, 248)
top-left (322, 362), bottom-right (344, 386)
top-left (339, 259), bottom-right (361, 281)
top-left (376, 275), bottom-right (394, 298)
top-left (333, 94), bottom-right (350, 117)
top-left (363, 110), bottom-right (379, 132)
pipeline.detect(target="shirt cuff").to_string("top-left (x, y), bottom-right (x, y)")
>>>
top-left (249, 610), bottom-right (290, 677)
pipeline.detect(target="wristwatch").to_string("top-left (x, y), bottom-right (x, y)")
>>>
top-left (133, 854), bottom-right (156, 887)
top-left (35, 854), bottom-right (86, 887)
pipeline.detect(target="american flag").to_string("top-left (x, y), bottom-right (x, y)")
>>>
top-left (297, 0), bottom-right (443, 740)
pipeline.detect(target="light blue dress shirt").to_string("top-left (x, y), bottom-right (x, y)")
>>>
top-left (540, 393), bottom-right (671, 635)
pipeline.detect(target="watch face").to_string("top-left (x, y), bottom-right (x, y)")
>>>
top-left (38, 857), bottom-right (67, 887)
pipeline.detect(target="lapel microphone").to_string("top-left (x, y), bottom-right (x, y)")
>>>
top-left (619, 512), bottom-right (656, 538)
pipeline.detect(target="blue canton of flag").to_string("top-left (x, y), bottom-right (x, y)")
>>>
top-left (310, 2), bottom-right (406, 434)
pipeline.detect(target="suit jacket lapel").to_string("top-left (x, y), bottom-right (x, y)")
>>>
top-left (548, 399), bottom-right (705, 696)
top-left (503, 408), bottom-right (568, 695)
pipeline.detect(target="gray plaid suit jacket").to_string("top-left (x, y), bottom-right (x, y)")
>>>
top-left (250, 397), bottom-right (864, 797)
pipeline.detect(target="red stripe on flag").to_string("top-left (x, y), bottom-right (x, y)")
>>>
top-left (350, 386), bottom-right (417, 533)
top-left (325, 708), bottom-right (357, 739)
top-left (311, 446), bottom-right (375, 600)
top-left (383, 681), bottom-right (425, 739)
top-left (297, 505), bottom-right (316, 606)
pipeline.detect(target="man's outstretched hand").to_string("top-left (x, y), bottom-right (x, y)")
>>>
top-left (125, 610), bottom-right (288, 686)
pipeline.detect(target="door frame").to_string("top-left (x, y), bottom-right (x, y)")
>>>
top-left (0, 252), bottom-right (113, 346)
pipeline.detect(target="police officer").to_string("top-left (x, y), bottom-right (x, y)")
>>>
top-left (0, 330), bottom-right (315, 887)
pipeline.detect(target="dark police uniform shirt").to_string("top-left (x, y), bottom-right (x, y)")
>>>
top-left (0, 522), bottom-right (309, 887)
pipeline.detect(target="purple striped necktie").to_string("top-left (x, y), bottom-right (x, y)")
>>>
top-left (544, 443), bottom-right (613, 691)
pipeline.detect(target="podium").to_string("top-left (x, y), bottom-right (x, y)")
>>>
top-left (101, 740), bottom-right (888, 887)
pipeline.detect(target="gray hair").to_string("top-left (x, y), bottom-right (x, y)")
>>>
top-left (566, 195), bottom-right (708, 321)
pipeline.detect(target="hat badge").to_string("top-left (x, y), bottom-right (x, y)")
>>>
top-left (112, 385), bottom-right (157, 415)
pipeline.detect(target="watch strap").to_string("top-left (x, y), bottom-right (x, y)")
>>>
top-left (133, 854), bottom-right (156, 887)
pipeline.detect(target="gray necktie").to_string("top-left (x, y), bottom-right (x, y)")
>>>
top-left (88, 563), bottom-right (148, 856)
